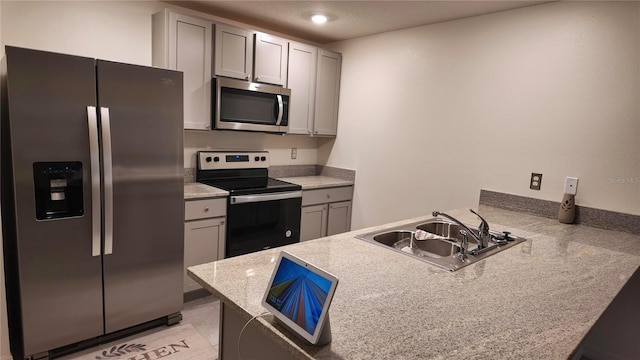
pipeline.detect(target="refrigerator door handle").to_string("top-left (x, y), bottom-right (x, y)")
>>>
top-left (87, 106), bottom-right (102, 257)
top-left (100, 107), bottom-right (114, 255)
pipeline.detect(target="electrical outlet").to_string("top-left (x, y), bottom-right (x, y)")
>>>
top-left (291, 147), bottom-right (297, 160)
top-left (530, 173), bottom-right (542, 190)
top-left (565, 177), bottom-right (578, 195)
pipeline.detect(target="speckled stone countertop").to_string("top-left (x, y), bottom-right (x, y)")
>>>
top-left (184, 176), bottom-right (350, 200)
top-left (278, 176), bottom-right (353, 190)
top-left (189, 205), bottom-right (640, 359)
top-left (184, 182), bottom-right (228, 200)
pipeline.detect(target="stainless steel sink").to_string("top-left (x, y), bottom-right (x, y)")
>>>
top-left (416, 222), bottom-right (479, 245)
top-left (372, 230), bottom-right (461, 257)
top-left (356, 218), bottom-right (526, 271)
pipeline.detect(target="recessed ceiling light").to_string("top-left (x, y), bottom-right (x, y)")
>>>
top-left (311, 14), bottom-right (328, 25)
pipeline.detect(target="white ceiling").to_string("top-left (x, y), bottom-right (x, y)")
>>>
top-left (168, 0), bottom-right (552, 44)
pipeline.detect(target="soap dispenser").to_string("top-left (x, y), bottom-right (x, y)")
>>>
top-left (558, 177), bottom-right (578, 224)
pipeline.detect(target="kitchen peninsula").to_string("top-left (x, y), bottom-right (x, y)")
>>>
top-left (188, 206), bottom-right (640, 359)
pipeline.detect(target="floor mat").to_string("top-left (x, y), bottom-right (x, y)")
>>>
top-left (67, 323), bottom-right (217, 360)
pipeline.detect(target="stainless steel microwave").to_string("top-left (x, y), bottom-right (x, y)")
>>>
top-left (214, 77), bottom-right (291, 133)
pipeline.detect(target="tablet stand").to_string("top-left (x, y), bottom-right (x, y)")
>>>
top-left (275, 314), bottom-right (332, 346)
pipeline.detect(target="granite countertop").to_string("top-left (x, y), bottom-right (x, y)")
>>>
top-left (278, 176), bottom-right (353, 190)
top-left (184, 176), bottom-right (351, 199)
top-left (184, 182), bottom-right (228, 200)
top-left (189, 206), bottom-right (640, 359)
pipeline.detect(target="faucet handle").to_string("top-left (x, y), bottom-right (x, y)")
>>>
top-left (469, 209), bottom-right (489, 234)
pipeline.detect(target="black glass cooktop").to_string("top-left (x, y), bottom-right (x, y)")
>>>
top-left (197, 167), bottom-right (301, 195)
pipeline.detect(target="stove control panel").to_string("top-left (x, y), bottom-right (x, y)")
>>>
top-left (198, 151), bottom-right (270, 170)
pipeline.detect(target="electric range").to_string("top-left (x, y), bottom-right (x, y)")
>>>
top-left (196, 151), bottom-right (302, 257)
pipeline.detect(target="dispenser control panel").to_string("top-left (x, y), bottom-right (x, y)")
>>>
top-left (33, 162), bottom-right (84, 220)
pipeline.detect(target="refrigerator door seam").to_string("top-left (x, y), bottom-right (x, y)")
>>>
top-left (100, 107), bottom-right (114, 255)
top-left (87, 106), bottom-right (102, 257)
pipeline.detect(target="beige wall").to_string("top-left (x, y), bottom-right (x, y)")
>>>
top-left (321, 1), bottom-right (640, 229)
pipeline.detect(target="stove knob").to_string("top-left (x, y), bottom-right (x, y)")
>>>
top-left (213, 156), bottom-right (220, 162)
top-left (261, 156), bottom-right (266, 161)
top-left (205, 156), bottom-right (212, 162)
top-left (254, 156), bottom-right (260, 161)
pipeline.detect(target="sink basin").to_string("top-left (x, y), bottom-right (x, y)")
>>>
top-left (394, 238), bottom-right (461, 258)
top-left (416, 222), bottom-right (479, 244)
top-left (371, 230), bottom-right (461, 258)
top-left (356, 218), bottom-right (526, 271)
top-left (372, 230), bottom-right (413, 246)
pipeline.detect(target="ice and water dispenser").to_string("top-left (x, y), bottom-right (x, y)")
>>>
top-left (33, 162), bottom-right (84, 220)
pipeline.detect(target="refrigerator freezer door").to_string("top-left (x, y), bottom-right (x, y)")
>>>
top-left (96, 60), bottom-right (184, 333)
top-left (3, 47), bottom-right (104, 356)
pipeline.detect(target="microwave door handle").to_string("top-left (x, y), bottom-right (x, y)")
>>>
top-left (275, 94), bottom-right (284, 125)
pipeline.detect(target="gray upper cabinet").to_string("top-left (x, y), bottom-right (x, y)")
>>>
top-left (214, 23), bottom-right (253, 81)
top-left (287, 46), bottom-right (342, 137)
top-left (153, 10), bottom-right (212, 130)
top-left (286, 41), bottom-right (317, 135)
top-left (214, 25), bottom-right (288, 86)
top-left (314, 49), bottom-right (342, 136)
top-left (153, 8), bottom-right (342, 135)
top-left (254, 32), bottom-right (289, 86)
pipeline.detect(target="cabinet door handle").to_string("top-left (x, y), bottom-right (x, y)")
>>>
top-left (204, 207), bottom-right (210, 212)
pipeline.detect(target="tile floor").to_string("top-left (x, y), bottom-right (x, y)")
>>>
top-left (58, 295), bottom-right (220, 359)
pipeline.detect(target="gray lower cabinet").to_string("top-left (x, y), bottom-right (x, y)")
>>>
top-left (300, 186), bottom-right (353, 241)
top-left (301, 204), bottom-right (328, 241)
top-left (327, 200), bottom-right (352, 236)
top-left (184, 197), bottom-right (226, 293)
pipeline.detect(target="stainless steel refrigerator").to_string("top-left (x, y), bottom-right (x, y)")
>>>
top-left (1, 46), bottom-right (184, 360)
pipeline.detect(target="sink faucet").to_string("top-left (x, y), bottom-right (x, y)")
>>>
top-left (432, 209), bottom-right (491, 250)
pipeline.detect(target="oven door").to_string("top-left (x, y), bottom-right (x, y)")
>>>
top-left (226, 191), bottom-right (302, 258)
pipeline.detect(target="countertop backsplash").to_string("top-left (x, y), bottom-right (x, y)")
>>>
top-left (480, 189), bottom-right (640, 235)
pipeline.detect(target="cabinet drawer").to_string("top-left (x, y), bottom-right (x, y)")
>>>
top-left (302, 186), bottom-right (353, 206)
top-left (185, 198), bottom-right (226, 220)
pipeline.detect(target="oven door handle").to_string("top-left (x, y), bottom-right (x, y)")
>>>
top-left (230, 190), bottom-right (302, 205)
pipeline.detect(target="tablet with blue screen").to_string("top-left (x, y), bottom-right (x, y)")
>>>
top-left (262, 251), bottom-right (338, 345)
